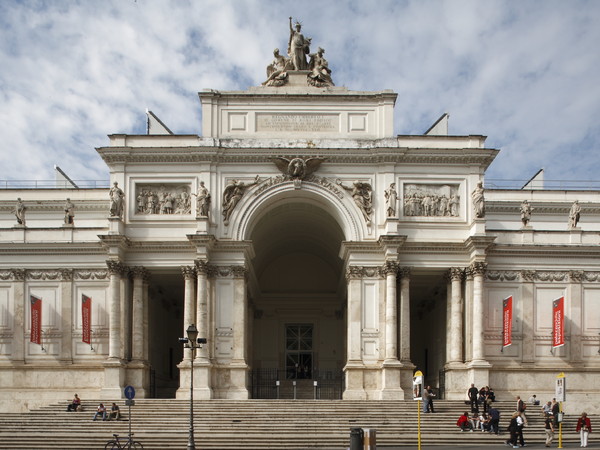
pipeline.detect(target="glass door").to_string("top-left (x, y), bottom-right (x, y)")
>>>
top-left (285, 324), bottom-right (313, 379)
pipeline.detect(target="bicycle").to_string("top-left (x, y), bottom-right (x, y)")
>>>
top-left (104, 433), bottom-right (143, 449)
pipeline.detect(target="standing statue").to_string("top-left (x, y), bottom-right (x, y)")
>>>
top-left (385, 183), bottom-right (398, 218)
top-left (568, 200), bottom-right (581, 229)
top-left (308, 47), bottom-right (334, 87)
top-left (109, 182), bottom-right (125, 218)
top-left (471, 181), bottom-right (485, 218)
top-left (193, 181), bottom-right (211, 217)
top-left (64, 198), bottom-right (75, 225)
top-left (13, 198), bottom-right (26, 226)
top-left (520, 200), bottom-right (533, 226)
top-left (222, 176), bottom-right (261, 225)
top-left (288, 17), bottom-right (311, 70)
top-left (262, 48), bottom-right (290, 86)
top-left (337, 179), bottom-right (373, 224)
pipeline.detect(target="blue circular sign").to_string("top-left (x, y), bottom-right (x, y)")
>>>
top-left (124, 385), bottom-right (136, 399)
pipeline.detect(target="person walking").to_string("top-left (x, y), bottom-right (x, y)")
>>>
top-left (516, 411), bottom-right (527, 447)
top-left (544, 412), bottom-right (555, 447)
top-left (576, 412), bottom-right (592, 448)
top-left (426, 386), bottom-right (435, 413)
top-left (506, 412), bottom-right (520, 448)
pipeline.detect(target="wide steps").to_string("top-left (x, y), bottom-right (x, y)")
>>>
top-left (0, 399), bottom-right (585, 449)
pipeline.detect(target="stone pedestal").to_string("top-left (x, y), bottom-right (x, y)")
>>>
top-left (108, 216), bottom-right (124, 235)
top-left (569, 227), bottom-right (582, 244)
top-left (195, 216), bottom-right (209, 234)
top-left (342, 365), bottom-right (367, 400)
top-left (380, 361), bottom-right (404, 400)
top-left (101, 359), bottom-right (126, 399)
top-left (126, 360), bottom-right (151, 398)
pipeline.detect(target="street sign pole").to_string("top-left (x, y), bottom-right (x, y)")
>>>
top-left (556, 373), bottom-right (566, 449)
top-left (413, 370), bottom-right (424, 450)
top-left (124, 386), bottom-right (136, 438)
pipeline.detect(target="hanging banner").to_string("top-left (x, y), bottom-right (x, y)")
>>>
top-left (552, 296), bottom-right (565, 348)
top-left (503, 295), bottom-right (513, 348)
top-left (82, 294), bottom-right (92, 345)
top-left (30, 295), bottom-right (42, 345)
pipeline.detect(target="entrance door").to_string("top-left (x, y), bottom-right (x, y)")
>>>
top-left (285, 324), bottom-right (313, 379)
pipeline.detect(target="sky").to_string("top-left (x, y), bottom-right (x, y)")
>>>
top-left (1, 0), bottom-right (599, 188)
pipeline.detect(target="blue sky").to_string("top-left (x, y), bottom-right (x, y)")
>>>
top-left (1, 0), bottom-right (599, 187)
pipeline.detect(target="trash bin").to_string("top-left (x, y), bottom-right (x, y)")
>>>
top-left (363, 428), bottom-right (376, 449)
top-left (350, 427), bottom-right (363, 450)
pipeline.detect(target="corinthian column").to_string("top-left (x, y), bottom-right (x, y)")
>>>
top-left (181, 265), bottom-right (196, 361)
top-left (106, 260), bottom-right (124, 360)
top-left (383, 261), bottom-right (399, 362)
top-left (130, 267), bottom-right (148, 361)
top-left (399, 267), bottom-right (411, 364)
top-left (471, 262), bottom-right (487, 362)
top-left (447, 267), bottom-right (464, 364)
top-left (195, 260), bottom-right (210, 363)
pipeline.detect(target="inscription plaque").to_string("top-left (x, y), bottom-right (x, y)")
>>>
top-left (256, 113), bottom-right (339, 133)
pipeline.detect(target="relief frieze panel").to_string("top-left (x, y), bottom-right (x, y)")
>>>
top-left (403, 183), bottom-right (460, 217)
top-left (485, 270), bottom-right (600, 283)
top-left (135, 183), bottom-right (191, 215)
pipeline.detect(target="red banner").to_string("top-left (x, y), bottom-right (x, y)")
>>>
top-left (82, 294), bottom-right (92, 345)
top-left (30, 295), bottom-right (42, 345)
top-left (503, 296), bottom-right (513, 348)
top-left (552, 296), bottom-right (565, 348)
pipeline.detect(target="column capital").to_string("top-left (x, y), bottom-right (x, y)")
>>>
top-left (469, 261), bottom-right (488, 276)
top-left (194, 259), bottom-right (210, 275)
top-left (106, 260), bottom-right (125, 275)
top-left (399, 266), bottom-right (411, 279)
top-left (381, 261), bottom-right (399, 276)
top-left (130, 266), bottom-right (149, 281)
top-left (449, 267), bottom-right (465, 281)
top-left (181, 265), bottom-right (197, 280)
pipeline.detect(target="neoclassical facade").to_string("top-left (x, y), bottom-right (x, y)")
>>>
top-left (1, 41), bottom-right (599, 414)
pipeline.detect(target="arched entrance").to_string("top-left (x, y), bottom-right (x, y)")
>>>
top-left (247, 200), bottom-right (347, 399)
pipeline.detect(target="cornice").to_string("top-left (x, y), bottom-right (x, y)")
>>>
top-left (488, 244), bottom-right (600, 258)
top-left (485, 269), bottom-right (600, 283)
top-left (487, 201), bottom-right (600, 215)
top-left (0, 242), bottom-right (105, 255)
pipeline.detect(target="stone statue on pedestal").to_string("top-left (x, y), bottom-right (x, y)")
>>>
top-left (193, 181), bottom-right (211, 217)
top-left (64, 198), bottom-right (75, 225)
top-left (520, 200), bottom-right (533, 226)
top-left (308, 47), bottom-right (334, 87)
top-left (288, 17), bottom-right (311, 70)
top-left (385, 183), bottom-right (397, 218)
top-left (109, 182), bottom-right (125, 218)
top-left (471, 181), bottom-right (485, 218)
top-left (568, 200), bottom-right (581, 228)
top-left (14, 198), bottom-right (26, 226)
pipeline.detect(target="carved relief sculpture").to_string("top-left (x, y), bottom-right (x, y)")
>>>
top-left (109, 182), bottom-right (125, 218)
top-left (64, 198), bottom-right (75, 225)
top-left (520, 200), bottom-right (533, 226)
top-left (271, 156), bottom-right (326, 181)
top-left (13, 197), bottom-right (26, 225)
top-left (134, 184), bottom-right (191, 215)
top-left (384, 183), bottom-right (397, 218)
top-left (568, 200), bottom-right (581, 228)
top-left (192, 181), bottom-right (211, 217)
top-left (403, 184), bottom-right (460, 217)
top-left (222, 175), bottom-right (261, 225)
top-left (337, 179), bottom-right (373, 224)
top-left (471, 181), bottom-right (485, 218)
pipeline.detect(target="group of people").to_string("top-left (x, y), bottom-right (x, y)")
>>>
top-left (65, 394), bottom-right (122, 421)
top-left (456, 390), bottom-right (593, 448)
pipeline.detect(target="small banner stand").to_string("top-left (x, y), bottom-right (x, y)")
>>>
top-left (556, 372), bottom-right (566, 448)
top-left (413, 370), bottom-right (423, 450)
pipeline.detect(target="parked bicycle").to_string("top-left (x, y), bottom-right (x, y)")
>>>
top-left (104, 433), bottom-right (143, 449)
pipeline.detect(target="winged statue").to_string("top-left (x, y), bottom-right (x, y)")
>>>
top-left (271, 157), bottom-right (326, 180)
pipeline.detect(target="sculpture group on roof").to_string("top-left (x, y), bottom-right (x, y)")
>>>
top-left (262, 17), bottom-right (334, 88)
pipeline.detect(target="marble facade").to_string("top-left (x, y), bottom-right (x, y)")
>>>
top-left (0, 65), bottom-right (600, 415)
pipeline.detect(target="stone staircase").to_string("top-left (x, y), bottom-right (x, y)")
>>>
top-left (0, 399), bottom-right (585, 449)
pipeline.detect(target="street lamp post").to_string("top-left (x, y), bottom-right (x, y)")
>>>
top-left (179, 324), bottom-right (207, 450)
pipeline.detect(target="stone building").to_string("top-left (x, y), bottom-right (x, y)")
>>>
top-left (1, 32), bottom-right (599, 413)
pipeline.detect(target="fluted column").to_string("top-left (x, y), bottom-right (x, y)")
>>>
top-left (383, 261), bottom-right (399, 362)
top-left (399, 267), bottom-right (412, 364)
top-left (11, 269), bottom-right (26, 362)
top-left (181, 265), bottom-right (196, 361)
top-left (195, 260), bottom-right (210, 362)
top-left (60, 269), bottom-right (74, 362)
top-left (471, 262), bottom-right (487, 362)
top-left (448, 267), bottom-right (464, 364)
top-left (346, 266), bottom-right (363, 363)
top-left (106, 260), bottom-right (124, 360)
top-left (131, 266), bottom-right (148, 361)
top-left (231, 265), bottom-right (248, 363)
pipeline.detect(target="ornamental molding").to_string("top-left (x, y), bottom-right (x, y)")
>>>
top-left (486, 269), bottom-right (600, 283)
top-left (0, 269), bottom-right (108, 281)
top-left (208, 265), bottom-right (247, 279)
top-left (487, 201), bottom-right (600, 215)
top-left (215, 328), bottom-right (234, 337)
top-left (254, 175), bottom-right (345, 199)
top-left (74, 270), bottom-right (109, 280)
top-left (346, 265), bottom-right (383, 279)
top-left (361, 332), bottom-right (380, 339)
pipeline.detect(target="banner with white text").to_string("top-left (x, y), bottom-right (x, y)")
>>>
top-left (503, 295), bottom-right (513, 348)
top-left (82, 294), bottom-right (92, 345)
top-left (552, 296), bottom-right (565, 348)
top-left (30, 295), bottom-right (42, 345)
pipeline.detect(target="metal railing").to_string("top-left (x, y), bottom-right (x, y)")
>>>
top-left (250, 368), bottom-right (343, 400)
top-left (485, 179), bottom-right (600, 190)
top-left (0, 180), bottom-right (110, 189)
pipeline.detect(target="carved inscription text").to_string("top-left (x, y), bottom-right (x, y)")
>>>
top-left (256, 113), bottom-right (339, 133)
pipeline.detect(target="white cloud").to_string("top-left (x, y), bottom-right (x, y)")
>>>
top-left (0, 0), bottom-right (598, 187)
